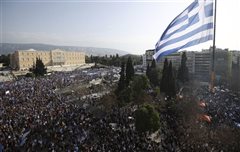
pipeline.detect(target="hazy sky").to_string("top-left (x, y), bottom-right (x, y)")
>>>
top-left (1, 0), bottom-right (240, 54)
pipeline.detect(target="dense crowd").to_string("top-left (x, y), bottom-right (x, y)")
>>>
top-left (159, 85), bottom-right (240, 151)
top-left (0, 70), bottom-right (81, 151)
top-left (0, 68), bottom-right (161, 151)
top-left (195, 86), bottom-right (240, 128)
top-left (1, 66), bottom-right (240, 151)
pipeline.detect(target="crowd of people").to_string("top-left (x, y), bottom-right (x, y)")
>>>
top-left (1, 66), bottom-right (240, 151)
top-left (0, 68), bottom-right (162, 151)
top-left (195, 86), bottom-right (240, 128)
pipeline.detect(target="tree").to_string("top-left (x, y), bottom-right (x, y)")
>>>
top-left (146, 64), bottom-right (150, 78)
top-left (85, 55), bottom-right (91, 63)
top-left (115, 53), bottom-right (121, 67)
top-left (0, 54), bottom-right (10, 66)
top-left (166, 61), bottom-right (176, 98)
top-left (90, 55), bottom-right (93, 63)
top-left (131, 75), bottom-right (150, 103)
top-left (150, 59), bottom-right (156, 68)
top-left (160, 58), bottom-right (169, 93)
top-left (118, 86), bottom-right (132, 103)
top-left (32, 58), bottom-right (47, 76)
top-left (177, 52), bottom-right (189, 83)
top-left (149, 68), bottom-right (159, 86)
top-left (146, 59), bottom-right (159, 87)
top-left (116, 62), bottom-right (125, 94)
top-left (125, 56), bottom-right (134, 86)
top-left (135, 104), bottom-right (160, 133)
top-left (160, 59), bottom-right (176, 98)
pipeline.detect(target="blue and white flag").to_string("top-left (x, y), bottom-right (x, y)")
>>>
top-left (153, 0), bottom-right (214, 61)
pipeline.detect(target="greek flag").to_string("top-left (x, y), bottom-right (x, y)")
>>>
top-left (153, 0), bottom-right (214, 61)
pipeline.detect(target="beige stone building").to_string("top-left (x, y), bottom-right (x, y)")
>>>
top-left (10, 49), bottom-right (85, 70)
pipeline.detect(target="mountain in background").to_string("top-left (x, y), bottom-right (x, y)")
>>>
top-left (0, 43), bottom-right (129, 56)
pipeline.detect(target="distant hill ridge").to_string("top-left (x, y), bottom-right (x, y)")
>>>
top-left (0, 43), bottom-right (129, 56)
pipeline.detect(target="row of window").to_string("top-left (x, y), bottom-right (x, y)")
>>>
top-left (67, 57), bottom-right (84, 60)
top-left (20, 52), bottom-right (84, 56)
top-left (21, 64), bottom-right (32, 67)
top-left (21, 58), bottom-right (84, 61)
top-left (21, 62), bottom-right (84, 68)
top-left (21, 52), bottom-right (49, 55)
top-left (21, 58), bottom-right (49, 61)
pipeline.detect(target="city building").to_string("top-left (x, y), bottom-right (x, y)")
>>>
top-left (185, 52), bottom-right (196, 74)
top-left (158, 53), bottom-right (181, 69)
top-left (10, 49), bottom-right (85, 70)
top-left (143, 47), bottom-right (239, 83)
top-left (142, 54), bottom-right (146, 68)
top-left (143, 49), bottom-right (155, 67)
top-left (194, 51), bottom-right (211, 82)
top-left (229, 51), bottom-right (240, 91)
top-left (144, 50), bottom-right (195, 75)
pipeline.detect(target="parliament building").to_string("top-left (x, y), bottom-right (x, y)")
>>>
top-left (10, 49), bottom-right (85, 70)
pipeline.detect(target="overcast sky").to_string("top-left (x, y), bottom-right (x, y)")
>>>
top-left (1, 0), bottom-right (240, 54)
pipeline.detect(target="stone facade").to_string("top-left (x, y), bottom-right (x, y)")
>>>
top-left (10, 49), bottom-right (85, 70)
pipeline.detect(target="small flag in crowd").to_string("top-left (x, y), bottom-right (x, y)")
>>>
top-left (19, 130), bottom-right (31, 146)
top-left (198, 100), bottom-right (206, 107)
top-left (5, 90), bottom-right (10, 95)
top-left (153, 0), bottom-right (214, 61)
top-left (0, 143), bottom-right (4, 152)
top-left (198, 114), bottom-right (211, 123)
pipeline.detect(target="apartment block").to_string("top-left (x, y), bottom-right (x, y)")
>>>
top-left (143, 47), bottom-right (238, 83)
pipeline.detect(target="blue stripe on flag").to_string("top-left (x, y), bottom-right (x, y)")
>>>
top-left (188, 1), bottom-right (199, 12)
top-left (156, 23), bottom-right (213, 51)
top-left (159, 2), bottom-right (198, 40)
top-left (154, 0), bottom-right (214, 61)
top-left (170, 15), bottom-right (188, 27)
top-left (162, 13), bottom-right (200, 40)
top-left (166, 1), bottom-right (199, 32)
top-left (205, 3), bottom-right (213, 17)
top-left (156, 34), bottom-right (213, 61)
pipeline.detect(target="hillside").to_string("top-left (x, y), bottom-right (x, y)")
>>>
top-left (0, 43), bottom-right (129, 56)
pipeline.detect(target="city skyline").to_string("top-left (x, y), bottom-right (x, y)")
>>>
top-left (1, 0), bottom-right (240, 54)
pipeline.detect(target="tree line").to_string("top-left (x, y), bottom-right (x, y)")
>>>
top-left (145, 52), bottom-right (189, 99)
top-left (0, 54), bottom-right (10, 67)
top-left (85, 54), bottom-right (142, 67)
top-left (114, 53), bottom-right (189, 134)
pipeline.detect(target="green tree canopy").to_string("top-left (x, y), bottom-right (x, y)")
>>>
top-left (126, 56), bottom-right (134, 86)
top-left (135, 104), bottom-right (160, 133)
top-left (116, 62), bottom-right (126, 94)
top-left (32, 58), bottom-right (47, 76)
top-left (146, 59), bottom-right (159, 87)
top-left (146, 64), bottom-right (150, 78)
top-left (177, 52), bottom-right (189, 83)
top-left (160, 59), bottom-right (176, 98)
top-left (0, 54), bottom-right (10, 66)
top-left (160, 58), bottom-right (169, 93)
top-left (167, 61), bottom-right (176, 98)
top-left (131, 75), bottom-right (150, 103)
top-left (150, 59), bottom-right (156, 68)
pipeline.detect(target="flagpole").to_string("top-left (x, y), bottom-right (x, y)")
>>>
top-left (211, 0), bottom-right (217, 91)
